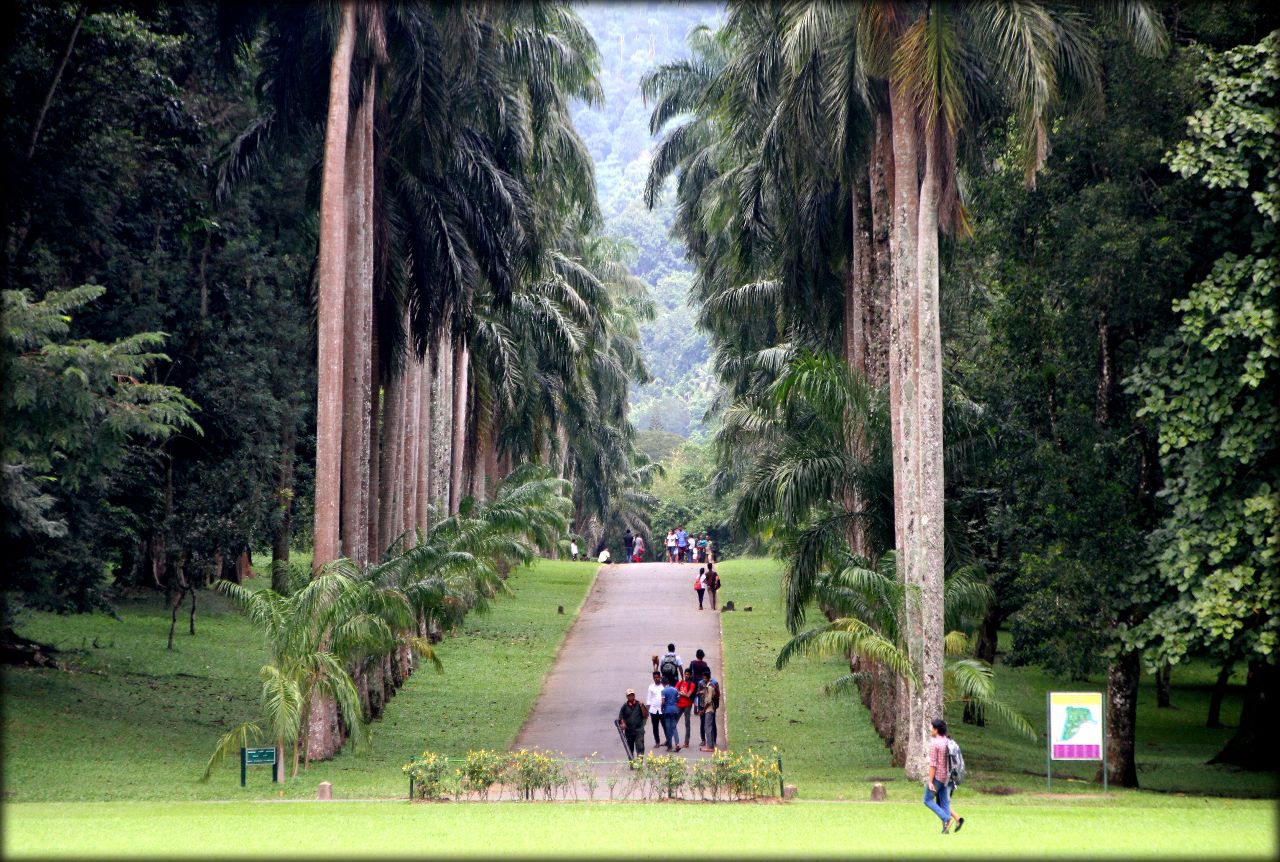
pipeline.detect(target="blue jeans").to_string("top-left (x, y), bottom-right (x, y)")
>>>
top-left (923, 779), bottom-right (952, 824)
top-left (662, 713), bottom-right (679, 748)
top-left (701, 710), bottom-right (717, 749)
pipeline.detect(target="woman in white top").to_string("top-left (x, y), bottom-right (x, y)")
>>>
top-left (632, 534), bottom-right (645, 562)
top-left (665, 530), bottom-right (677, 563)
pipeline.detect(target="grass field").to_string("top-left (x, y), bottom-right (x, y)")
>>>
top-left (3, 555), bottom-right (1276, 860)
top-left (1, 558), bottom-right (598, 801)
top-left (4, 798), bottom-right (1275, 859)
top-left (714, 557), bottom-right (1278, 801)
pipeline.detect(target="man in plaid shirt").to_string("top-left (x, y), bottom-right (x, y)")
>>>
top-left (924, 718), bottom-right (963, 833)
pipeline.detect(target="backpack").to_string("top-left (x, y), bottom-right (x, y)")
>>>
top-left (703, 680), bottom-right (719, 709)
top-left (946, 737), bottom-right (965, 786)
top-left (659, 655), bottom-right (679, 682)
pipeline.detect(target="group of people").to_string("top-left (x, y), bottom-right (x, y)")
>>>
top-left (662, 526), bottom-right (711, 563)
top-left (616, 645), bottom-right (721, 761)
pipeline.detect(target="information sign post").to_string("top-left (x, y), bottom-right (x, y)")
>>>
top-left (240, 746), bottom-right (280, 787)
top-left (1046, 692), bottom-right (1106, 793)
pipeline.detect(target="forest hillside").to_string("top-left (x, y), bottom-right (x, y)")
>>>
top-left (574, 2), bottom-right (722, 438)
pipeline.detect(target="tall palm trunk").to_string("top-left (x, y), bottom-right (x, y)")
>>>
top-left (366, 325), bottom-right (381, 563)
top-left (378, 360), bottom-right (405, 555)
top-left (415, 346), bottom-right (433, 533)
top-left (431, 335), bottom-right (453, 509)
top-left (312, 0), bottom-right (357, 571)
top-left (886, 81), bottom-right (928, 779)
top-left (449, 338), bottom-right (469, 515)
top-left (401, 351), bottom-right (422, 546)
top-left (339, 69), bottom-right (375, 566)
top-left (915, 129), bottom-right (947, 751)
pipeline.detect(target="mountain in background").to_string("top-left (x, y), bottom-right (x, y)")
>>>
top-left (574, 2), bottom-right (723, 439)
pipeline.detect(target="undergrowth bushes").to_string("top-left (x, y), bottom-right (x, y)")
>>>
top-left (403, 747), bottom-right (783, 801)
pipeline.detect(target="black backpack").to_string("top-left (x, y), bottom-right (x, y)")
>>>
top-left (659, 654), bottom-right (679, 682)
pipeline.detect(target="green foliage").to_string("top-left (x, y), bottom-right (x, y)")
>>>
top-left (2, 285), bottom-right (199, 613)
top-left (402, 751), bottom-right (455, 801)
top-left (1129, 31), bottom-right (1280, 666)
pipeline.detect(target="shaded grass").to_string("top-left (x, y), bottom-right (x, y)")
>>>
top-left (3, 798), bottom-right (1275, 859)
top-left (1, 559), bottom-right (599, 802)
top-left (717, 557), bottom-right (894, 800)
top-left (714, 557), bottom-right (1279, 802)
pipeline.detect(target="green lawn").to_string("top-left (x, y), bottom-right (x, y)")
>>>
top-left (3, 555), bottom-right (1276, 860)
top-left (3, 798), bottom-right (1275, 859)
top-left (1, 559), bottom-right (599, 802)
top-left (714, 557), bottom-right (1279, 802)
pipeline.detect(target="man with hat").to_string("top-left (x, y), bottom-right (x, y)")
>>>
top-left (616, 688), bottom-right (648, 762)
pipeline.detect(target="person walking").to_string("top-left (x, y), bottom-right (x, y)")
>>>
top-left (665, 529), bottom-right (677, 563)
top-left (661, 675), bottom-right (680, 750)
top-left (675, 668), bottom-right (697, 750)
top-left (658, 643), bottom-right (683, 684)
top-left (645, 670), bottom-right (665, 748)
top-left (676, 525), bottom-right (689, 563)
top-left (616, 689), bottom-right (647, 762)
top-left (570, 539), bottom-right (579, 562)
top-left (632, 533), bottom-right (645, 562)
top-left (694, 567), bottom-right (707, 609)
top-left (623, 529), bottom-right (635, 564)
top-left (924, 718), bottom-right (962, 833)
top-left (706, 560), bottom-right (720, 610)
top-left (698, 669), bottom-right (720, 751)
top-left (697, 533), bottom-right (708, 563)
top-left (688, 649), bottom-right (710, 688)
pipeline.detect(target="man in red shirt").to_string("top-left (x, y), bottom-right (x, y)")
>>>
top-left (675, 668), bottom-right (697, 751)
top-left (924, 718), bottom-right (963, 833)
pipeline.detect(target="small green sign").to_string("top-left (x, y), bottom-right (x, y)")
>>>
top-left (240, 746), bottom-right (280, 786)
top-left (246, 747), bottom-right (277, 765)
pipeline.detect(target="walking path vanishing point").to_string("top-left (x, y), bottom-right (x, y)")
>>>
top-left (514, 561), bottom-right (727, 766)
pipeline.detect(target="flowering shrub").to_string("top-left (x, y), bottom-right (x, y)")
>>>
top-left (403, 751), bottom-right (453, 800)
top-left (505, 748), bottom-right (566, 800)
top-left (460, 749), bottom-right (506, 800)
top-left (402, 748), bottom-right (784, 802)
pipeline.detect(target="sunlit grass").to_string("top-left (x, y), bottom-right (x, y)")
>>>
top-left (3, 798), bottom-right (1275, 859)
top-left (1, 559), bottom-right (598, 801)
top-left (715, 557), bottom-right (1278, 801)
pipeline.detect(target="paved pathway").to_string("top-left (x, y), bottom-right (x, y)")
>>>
top-left (513, 560), bottom-right (726, 765)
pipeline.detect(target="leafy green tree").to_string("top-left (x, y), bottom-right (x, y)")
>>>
top-left (2, 285), bottom-right (198, 619)
top-left (1128, 30), bottom-right (1279, 770)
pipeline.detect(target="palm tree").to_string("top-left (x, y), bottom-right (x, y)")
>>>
top-left (200, 569), bottom-right (432, 780)
top-left (775, 551), bottom-right (1037, 745)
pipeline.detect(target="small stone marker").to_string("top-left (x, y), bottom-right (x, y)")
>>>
top-left (317, 781), bottom-right (332, 801)
top-left (783, 784), bottom-right (798, 800)
top-left (870, 782), bottom-right (886, 801)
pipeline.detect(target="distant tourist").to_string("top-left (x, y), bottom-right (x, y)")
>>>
top-left (676, 525), bottom-right (689, 563)
top-left (659, 643), bottom-right (683, 683)
top-left (688, 649), bottom-right (710, 690)
top-left (616, 688), bottom-right (647, 761)
top-left (697, 533), bottom-right (709, 563)
top-left (665, 529), bottom-right (677, 562)
top-left (694, 567), bottom-right (707, 609)
top-left (632, 533), bottom-right (645, 562)
top-left (623, 529), bottom-right (634, 564)
top-left (570, 539), bottom-right (579, 561)
top-left (675, 668), bottom-right (697, 751)
top-left (661, 674), bottom-right (680, 750)
top-left (597, 546), bottom-right (611, 564)
top-left (698, 669), bottom-right (720, 751)
top-left (706, 560), bottom-right (720, 610)
top-left (646, 670), bottom-right (666, 747)
top-left (924, 718), bottom-right (962, 833)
